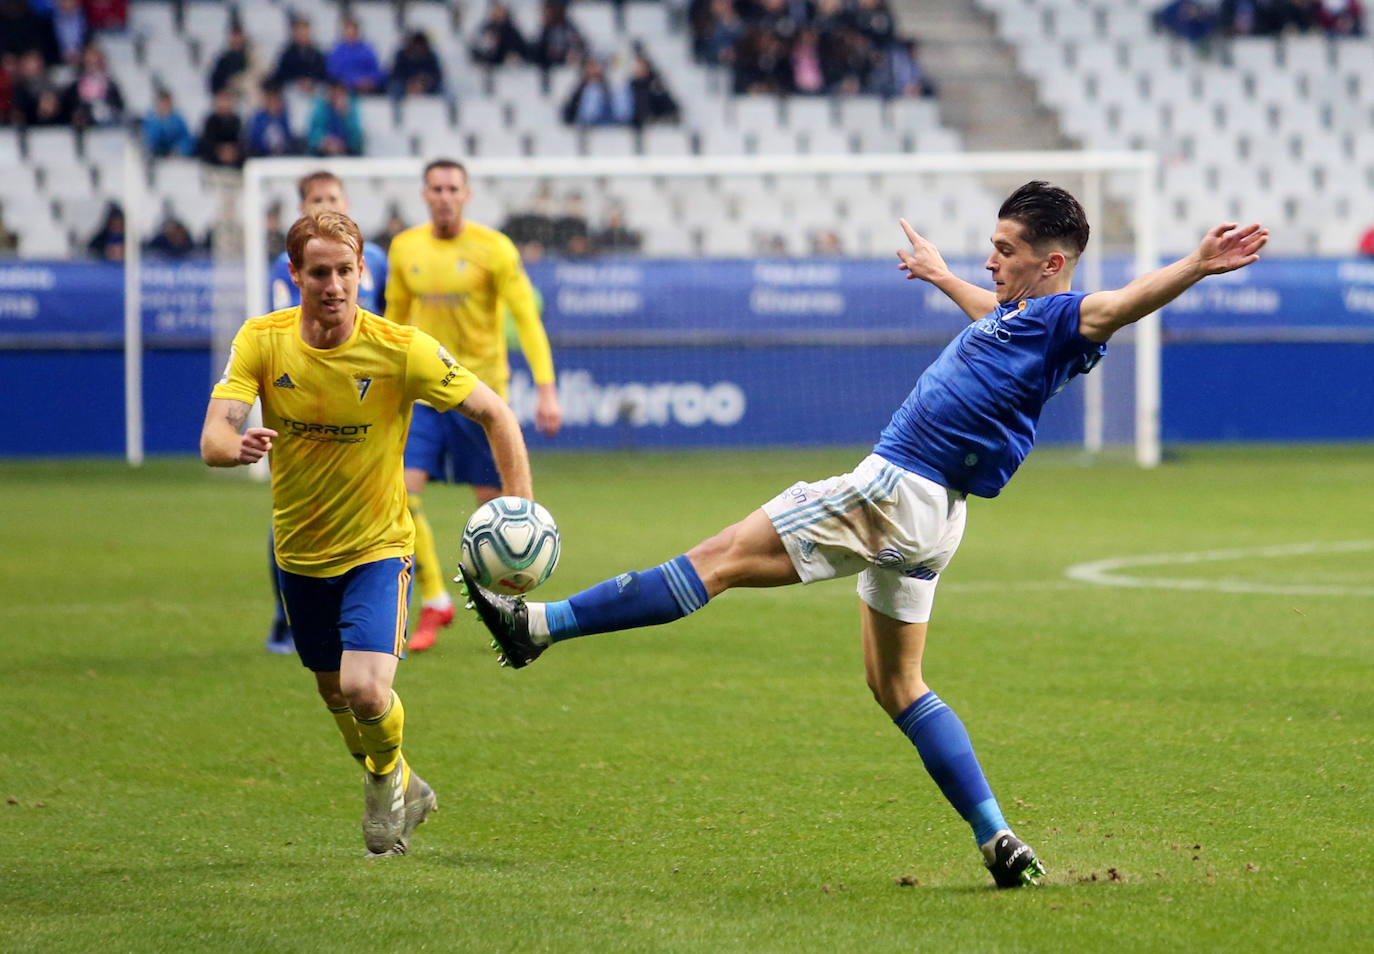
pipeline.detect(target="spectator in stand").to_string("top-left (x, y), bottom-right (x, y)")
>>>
top-left (87, 201), bottom-right (125, 262)
top-left (0, 201), bottom-right (19, 256)
top-left (390, 30), bottom-right (443, 97)
top-left (0, 0), bottom-right (59, 66)
top-left (1154, 0), bottom-right (1221, 42)
top-left (328, 15), bottom-right (386, 94)
top-left (145, 212), bottom-right (198, 259)
top-left (851, 0), bottom-right (897, 49)
top-left (197, 87), bottom-right (245, 167)
top-left (10, 48), bottom-right (66, 127)
top-left (593, 201), bottom-right (641, 255)
top-left (529, 0), bottom-right (587, 69)
top-left (0, 53), bottom-right (13, 121)
top-left (272, 16), bottom-right (329, 92)
top-left (306, 80), bottom-right (364, 156)
top-left (63, 42), bottom-right (124, 129)
top-left (85, 0), bottom-right (128, 32)
top-left (209, 22), bottom-right (253, 96)
top-left (246, 80), bottom-right (300, 157)
top-left (1318, 0), bottom-right (1364, 33)
top-left (372, 206), bottom-right (408, 253)
top-left (878, 38), bottom-right (937, 98)
top-left (700, 0), bottom-right (743, 67)
top-left (552, 191), bottom-right (592, 257)
top-left (733, 27), bottom-right (790, 94)
top-left (752, 0), bottom-right (804, 46)
top-left (560, 57), bottom-right (626, 126)
top-left (142, 88), bottom-right (195, 157)
top-left (810, 228), bottom-right (842, 256)
top-left (471, 1), bottom-right (530, 66)
top-left (790, 27), bottom-right (825, 94)
top-left (501, 184), bottom-right (557, 262)
top-left (626, 47), bottom-right (680, 127)
top-left (265, 198), bottom-right (287, 259)
top-left (51, 0), bottom-right (89, 68)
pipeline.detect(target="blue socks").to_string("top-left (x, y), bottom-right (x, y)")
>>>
top-left (545, 555), bottom-right (709, 641)
top-left (895, 691), bottom-right (1008, 847)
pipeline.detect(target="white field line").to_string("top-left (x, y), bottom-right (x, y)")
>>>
top-left (1063, 540), bottom-right (1374, 597)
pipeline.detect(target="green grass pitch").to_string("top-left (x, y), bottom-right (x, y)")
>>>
top-left (2, 444), bottom-right (1371, 953)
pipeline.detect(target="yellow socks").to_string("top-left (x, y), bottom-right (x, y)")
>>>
top-left (328, 704), bottom-right (367, 767)
top-left (408, 494), bottom-right (448, 606)
top-left (355, 690), bottom-right (406, 781)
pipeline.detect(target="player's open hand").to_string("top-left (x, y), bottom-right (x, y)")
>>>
top-left (896, 219), bottom-right (951, 283)
top-left (238, 427), bottom-right (277, 465)
top-left (1197, 222), bottom-right (1268, 275)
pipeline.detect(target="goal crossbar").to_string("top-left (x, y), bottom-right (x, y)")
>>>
top-left (241, 150), bottom-right (1160, 466)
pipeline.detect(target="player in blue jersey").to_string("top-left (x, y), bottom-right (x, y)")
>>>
top-left (263, 169), bottom-right (390, 655)
top-left (460, 181), bottom-right (1269, 888)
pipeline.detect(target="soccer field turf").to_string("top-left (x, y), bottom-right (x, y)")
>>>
top-left (2, 444), bottom-right (1371, 953)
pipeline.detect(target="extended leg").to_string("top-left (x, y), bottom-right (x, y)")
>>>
top-left (405, 467), bottom-right (452, 652)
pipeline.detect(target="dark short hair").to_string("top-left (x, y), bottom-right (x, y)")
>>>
top-left (423, 158), bottom-right (467, 183)
top-left (997, 180), bottom-right (1090, 257)
top-left (296, 169), bottom-right (342, 200)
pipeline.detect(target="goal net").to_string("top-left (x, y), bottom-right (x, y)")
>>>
top-left (233, 151), bottom-right (1160, 468)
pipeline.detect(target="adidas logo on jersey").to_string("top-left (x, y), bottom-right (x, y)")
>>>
top-left (274, 373), bottom-right (297, 389)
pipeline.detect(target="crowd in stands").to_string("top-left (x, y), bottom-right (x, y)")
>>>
top-left (688, 0), bottom-right (936, 97)
top-left (500, 184), bottom-right (644, 260)
top-left (1154, 0), bottom-right (1365, 43)
top-left (2, 0), bottom-right (128, 129)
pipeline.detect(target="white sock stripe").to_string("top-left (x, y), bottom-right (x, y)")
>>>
top-left (660, 559), bottom-right (706, 614)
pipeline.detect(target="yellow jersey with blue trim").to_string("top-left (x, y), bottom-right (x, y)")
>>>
top-left (212, 306), bottom-right (479, 577)
top-left (383, 220), bottom-right (555, 399)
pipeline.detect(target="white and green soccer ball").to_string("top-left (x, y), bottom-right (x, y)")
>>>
top-left (460, 496), bottom-right (561, 595)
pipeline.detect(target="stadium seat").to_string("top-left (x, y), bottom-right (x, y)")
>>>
top-left (181, 1), bottom-right (232, 49)
top-left (640, 125), bottom-right (693, 157)
top-left (17, 209), bottom-right (69, 259)
top-left (568, 1), bottom-right (621, 60)
top-left (580, 127), bottom-right (638, 158)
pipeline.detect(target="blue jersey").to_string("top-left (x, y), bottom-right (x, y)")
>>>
top-left (270, 242), bottom-right (388, 313)
top-left (873, 292), bottom-right (1104, 498)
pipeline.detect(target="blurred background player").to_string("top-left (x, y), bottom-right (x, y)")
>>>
top-left (202, 209), bottom-right (535, 857)
top-left (262, 170), bottom-right (389, 655)
top-left (385, 158), bottom-right (562, 651)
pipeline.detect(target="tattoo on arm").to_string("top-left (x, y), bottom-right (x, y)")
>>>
top-left (224, 402), bottom-right (250, 432)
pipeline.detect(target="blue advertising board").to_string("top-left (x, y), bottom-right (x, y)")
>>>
top-left (0, 257), bottom-right (1371, 456)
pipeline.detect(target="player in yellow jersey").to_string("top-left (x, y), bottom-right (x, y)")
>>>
top-left (385, 158), bottom-right (562, 651)
top-left (201, 210), bottom-right (534, 857)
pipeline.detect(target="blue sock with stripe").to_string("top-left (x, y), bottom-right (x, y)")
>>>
top-left (544, 555), bottom-right (709, 642)
top-left (894, 691), bottom-right (1008, 848)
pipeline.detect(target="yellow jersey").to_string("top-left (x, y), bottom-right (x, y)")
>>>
top-left (383, 220), bottom-right (555, 399)
top-left (212, 307), bottom-right (478, 577)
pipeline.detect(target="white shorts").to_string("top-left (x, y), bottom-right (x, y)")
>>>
top-left (762, 454), bottom-right (967, 624)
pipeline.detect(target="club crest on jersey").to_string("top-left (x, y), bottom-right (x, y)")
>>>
top-left (355, 376), bottom-right (372, 401)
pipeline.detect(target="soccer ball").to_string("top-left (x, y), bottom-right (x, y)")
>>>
top-left (460, 496), bottom-right (561, 595)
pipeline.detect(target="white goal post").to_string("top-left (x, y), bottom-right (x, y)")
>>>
top-left (239, 150), bottom-right (1160, 466)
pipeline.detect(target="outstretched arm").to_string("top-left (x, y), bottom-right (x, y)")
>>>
top-left (895, 219), bottom-right (998, 321)
top-left (455, 381), bottom-right (534, 500)
top-left (1078, 222), bottom-right (1269, 343)
top-left (201, 398), bottom-right (277, 467)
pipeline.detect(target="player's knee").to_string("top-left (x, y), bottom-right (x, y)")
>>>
top-left (340, 678), bottom-right (391, 719)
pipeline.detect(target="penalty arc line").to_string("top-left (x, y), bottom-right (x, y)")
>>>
top-left (1063, 540), bottom-right (1374, 597)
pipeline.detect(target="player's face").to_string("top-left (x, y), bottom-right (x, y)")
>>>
top-left (423, 167), bottom-right (470, 233)
top-left (291, 237), bottom-right (361, 326)
top-left (984, 219), bottom-right (1054, 304)
top-left (300, 180), bottom-right (348, 214)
